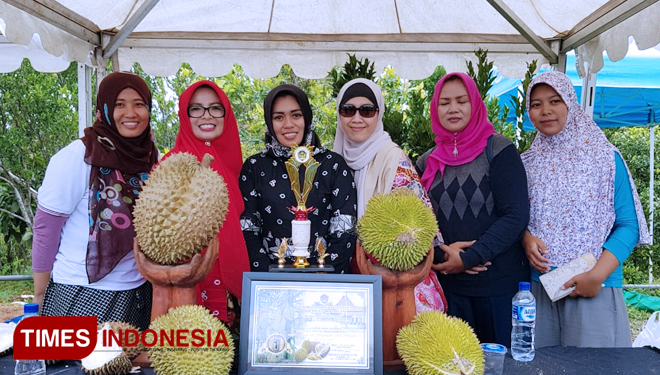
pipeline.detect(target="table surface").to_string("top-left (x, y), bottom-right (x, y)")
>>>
top-left (1, 346), bottom-right (658, 374)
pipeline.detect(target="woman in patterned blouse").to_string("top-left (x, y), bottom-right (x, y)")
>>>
top-left (239, 84), bottom-right (357, 273)
top-left (333, 78), bottom-right (446, 313)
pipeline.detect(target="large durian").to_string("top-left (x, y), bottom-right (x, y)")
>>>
top-left (357, 188), bottom-right (438, 271)
top-left (396, 311), bottom-right (484, 375)
top-left (133, 152), bottom-right (229, 264)
top-left (81, 323), bottom-right (134, 375)
top-left (148, 305), bottom-right (234, 375)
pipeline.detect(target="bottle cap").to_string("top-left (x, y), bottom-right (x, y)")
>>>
top-left (24, 303), bottom-right (39, 314)
top-left (481, 343), bottom-right (507, 354)
top-left (518, 281), bottom-right (531, 291)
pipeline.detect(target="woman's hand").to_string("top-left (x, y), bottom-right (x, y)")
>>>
top-left (133, 236), bottom-right (219, 288)
top-left (562, 271), bottom-right (604, 298)
top-left (562, 250), bottom-right (618, 298)
top-left (522, 230), bottom-right (551, 273)
top-left (464, 261), bottom-right (492, 275)
top-left (432, 241), bottom-right (474, 275)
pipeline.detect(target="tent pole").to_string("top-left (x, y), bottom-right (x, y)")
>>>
top-left (77, 63), bottom-right (92, 137)
top-left (581, 72), bottom-right (597, 118)
top-left (650, 123), bottom-right (655, 284)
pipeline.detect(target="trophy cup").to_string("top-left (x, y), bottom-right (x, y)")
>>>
top-left (285, 145), bottom-right (319, 268)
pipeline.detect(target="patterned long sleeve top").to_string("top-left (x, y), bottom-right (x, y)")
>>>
top-left (239, 149), bottom-right (357, 273)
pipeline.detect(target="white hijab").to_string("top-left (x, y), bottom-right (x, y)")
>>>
top-left (333, 79), bottom-right (398, 217)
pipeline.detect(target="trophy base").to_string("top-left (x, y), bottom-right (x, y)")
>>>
top-left (292, 256), bottom-right (310, 268)
top-left (268, 264), bottom-right (335, 273)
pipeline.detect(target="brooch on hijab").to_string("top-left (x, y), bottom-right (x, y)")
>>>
top-left (453, 133), bottom-right (458, 157)
top-left (97, 136), bottom-right (116, 151)
top-left (205, 141), bottom-right (211, 146)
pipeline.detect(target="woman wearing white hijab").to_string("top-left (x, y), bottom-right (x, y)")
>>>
top-left (334, 78), bottom-right (446, 313)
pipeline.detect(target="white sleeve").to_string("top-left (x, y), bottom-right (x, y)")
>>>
top-left (37, 140), bottom-right (90, 216)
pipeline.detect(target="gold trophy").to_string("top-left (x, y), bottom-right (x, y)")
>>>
top-left (315, 237), bottom-right (329, 268)
top-left (285, 145), bottom-right (319, 268)
top-left (275, 238), bottom-right (288, 268)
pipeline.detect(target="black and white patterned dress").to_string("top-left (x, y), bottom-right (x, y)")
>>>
top-left (239, 148), bottom-right (357, 273)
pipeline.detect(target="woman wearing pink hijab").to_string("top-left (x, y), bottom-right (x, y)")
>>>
top-left (416, 72), bottom-right (530, 347)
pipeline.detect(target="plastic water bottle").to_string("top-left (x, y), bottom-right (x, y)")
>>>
top-left (511, 281), bottom-right (536, 362)
top-left (15, 303), bottom-right (46, 375)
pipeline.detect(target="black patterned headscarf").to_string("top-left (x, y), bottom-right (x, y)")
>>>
top-left (80, 72), bottom-right (158, 283)
top-left (262, 84), bottom-right (323, 157)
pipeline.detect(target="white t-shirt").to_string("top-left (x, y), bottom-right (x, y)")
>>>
top-left (37, 139), bottom-right (144, 291)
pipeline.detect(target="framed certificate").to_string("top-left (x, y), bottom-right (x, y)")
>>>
top-left (238, 272), bottom-right (383, 375)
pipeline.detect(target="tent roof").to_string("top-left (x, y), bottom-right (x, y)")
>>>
top-left (1, 0), bottom-right (660, 78)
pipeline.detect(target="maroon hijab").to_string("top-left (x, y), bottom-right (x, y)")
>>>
top-left (81, 72), bottom-right (158, 283)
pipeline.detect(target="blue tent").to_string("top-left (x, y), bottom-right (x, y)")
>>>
top-left (490, 49), bottom-right (660, 130)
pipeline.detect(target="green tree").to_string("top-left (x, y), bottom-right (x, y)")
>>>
top-left (604, 126), bottom-right (660, 283)
top-left (0, 60), bottom-right (78, 274)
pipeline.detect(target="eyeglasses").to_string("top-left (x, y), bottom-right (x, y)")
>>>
top-left (188, 105), bottom-right (225, 118)
top-left (338, 104), bottom-right (379, 118)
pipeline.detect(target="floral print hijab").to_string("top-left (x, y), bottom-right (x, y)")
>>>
top-left (521, 71), bottom-right (650, 266)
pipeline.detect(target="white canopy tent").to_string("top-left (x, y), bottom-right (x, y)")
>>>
top-left (2, 0), bottom-right (659, 128)
top-left (1, 0), bottom-right (660, 78)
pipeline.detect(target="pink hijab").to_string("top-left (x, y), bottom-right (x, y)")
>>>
top-left (421, 73), bottom-right (495, 189)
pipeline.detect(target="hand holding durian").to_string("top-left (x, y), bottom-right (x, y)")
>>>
top-left (133, 235), bottom-right (219, 288)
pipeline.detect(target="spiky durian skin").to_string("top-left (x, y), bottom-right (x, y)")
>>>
top-left (396, 311), bottom-right (484, 375)
top-left (133, 152), bottom-right (229, 264)
top-left (82, 356), bottom-right (133, 375)
top-left (357, 188), bottom-right (438, 271)
top-left (97, 321), bottom-right (145, 358)
top-left (148, 305), bottom-right (234, 375)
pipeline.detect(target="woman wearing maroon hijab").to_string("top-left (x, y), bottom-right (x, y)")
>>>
top-left (163, 80), bottom-right (250, 335)
top-left (33, 72), bottom-right (158, 330)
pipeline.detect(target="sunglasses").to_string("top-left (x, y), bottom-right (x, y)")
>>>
top-left (338, 104), bottom-right (379, 118)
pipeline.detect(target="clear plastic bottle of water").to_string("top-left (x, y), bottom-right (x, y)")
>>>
top-left (15, 303), bottom-right (46, 375)
top-left (511, 281), bottom-right (536, 362)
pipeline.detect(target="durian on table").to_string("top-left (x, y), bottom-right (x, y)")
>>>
top-left (397, 310), bottom-right (484, 375)
top-left (357, 188), bottom-right (438, 271)
top-left (133, 152), bottom-right (229, 265)
top-left (148, 305), bottom-right (234, 375)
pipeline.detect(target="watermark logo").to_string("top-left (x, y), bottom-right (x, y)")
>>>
top-left (13, 316), bottom-right (97, 360)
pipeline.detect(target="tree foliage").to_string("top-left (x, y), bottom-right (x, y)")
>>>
top-left (0, 60), bottom-right (78, 274)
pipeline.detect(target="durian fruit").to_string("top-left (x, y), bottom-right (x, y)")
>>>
top-left (82, 323), bottom-right (134, 375)
top-left (396, 311), bottom-right (484, 375)
top-left (0, 322), bottom-right (17, 356)
top-left (148, 305), bottom-right (234, 375)
top-left (294, 348), bottom-right (308, 363)
top-left (357, 188), bottom-right (438, 271)
top-left (97, 321), bottom-right (145, 358)
top-left (134, 153), bottom-right (229, 264)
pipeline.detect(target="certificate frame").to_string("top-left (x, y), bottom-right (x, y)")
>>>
top-left (238, 272), bottom-right (383, 375)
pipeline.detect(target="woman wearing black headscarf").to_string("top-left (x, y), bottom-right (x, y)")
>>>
top-left (32, 72), bottom-right (158, 330)
top-left (239, 84), bottom-right (357, 273)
